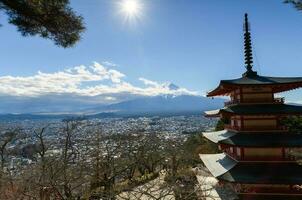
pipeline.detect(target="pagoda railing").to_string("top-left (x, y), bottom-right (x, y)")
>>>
top-left (225, 124), bottom-right (287, 131)
top-left (241, 156), bottom-right (295, 162)
top-left (224, 100), bottom-right (240, 106)
top-left (224, 124), bottom-right (240, 130)
top-left (274, 97), bottom-right (285, 104)
top-left (236, 185), bottom-right (302, 194)
top-left (224, 97), bottom-right (285, 106)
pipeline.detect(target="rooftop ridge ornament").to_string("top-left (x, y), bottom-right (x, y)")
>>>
top-left (242, 13), bottom-right (257, 77)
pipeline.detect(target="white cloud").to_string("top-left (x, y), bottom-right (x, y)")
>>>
top-left (102, 61), bottom-right (118, 67)
top-left (105, 96), bottom-right (116, 101)
top-left (139, 77), bottom-right (159, 87)
top-left (0, 62), bottom-right (198, 102)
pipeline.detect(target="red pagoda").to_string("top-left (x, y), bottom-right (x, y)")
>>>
top-left (201, 13), bottom-right (302, 200)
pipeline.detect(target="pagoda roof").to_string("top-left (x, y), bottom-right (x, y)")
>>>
top-left (219, 162), bottom-right (302, 184)
top-left (205, 104), bottom-right (302, 116)
top-left (203, 130), bottom-right (302, 147)
top-left (222, 75), bottom-right (302, 85)
top-left (204, 109), bottom-right (220, 117)
top-left (203, 130), bottom-right (235, 143)
top-left (200, 153), bottom-right (302, 184)
top-left (207, 13), bottom-right (302, 97)
top-left (200, 153), bottom-right (237, 177)
top-left (207, 74), bottom-right (302, 97)
top-left (237, 195), bottom-right (302, 200)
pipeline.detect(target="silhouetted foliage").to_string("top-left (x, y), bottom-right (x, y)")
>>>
top-left (215, 118), bottom-right (229, 131)
top-left (285, 0), bottom-right (302, 11)
top-left (281, 116), bottom-right (302, 133)
top-left (215, 119), bottom-right (225, 131)
top-left (183, 133), bottom-right (219, 165)
top-left (0, 0), bottom-right (85, 47)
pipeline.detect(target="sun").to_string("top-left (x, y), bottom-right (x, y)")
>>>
top-left (122, 0), bottom-right (139, 15)
top-left (117, 0), bottom-right (143, 24)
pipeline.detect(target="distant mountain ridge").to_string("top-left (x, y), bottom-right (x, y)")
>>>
top-left (0, 81), bottom-right (225, 117)
top-left (101, 95), bottom-right (224, 114)
top-left (0, 94), bottom-right (224, 120)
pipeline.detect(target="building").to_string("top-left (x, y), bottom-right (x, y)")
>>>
top-left (201, 13), bottom-right (302, 200)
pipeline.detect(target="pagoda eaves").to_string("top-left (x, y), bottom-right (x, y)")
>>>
top-left (201, 153), bottom-right (302, 184)
top-left (206, 104), bottom-right (302, 117)
top-left (204, 130), bottom-right (302, 147)
top-left (207, 75), bottom-right (302, 97)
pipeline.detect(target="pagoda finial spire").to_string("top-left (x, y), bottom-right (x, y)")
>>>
top-left (244, 13), bottom-right (253, 72)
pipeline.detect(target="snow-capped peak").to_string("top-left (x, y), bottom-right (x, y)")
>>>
top-left (164, 82), bottom-right (180, 90)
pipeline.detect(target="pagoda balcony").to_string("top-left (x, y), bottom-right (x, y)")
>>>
top-left (240, 156), bottom-right (296, 162)
top-left (224, 99), bottom-right (240, 106)
top-left (274, 97), bottom-right (285, 104)
top-left (224, 124), bottom-right (287, 131)
top-left (224, 124), bottom-right (240, 130)
top-left (224, 97), bottom-right (285, 106)
top-left (237, 185), bottom-right (302, 194)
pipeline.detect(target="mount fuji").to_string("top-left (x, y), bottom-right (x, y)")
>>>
top-left (0, 83), bottom-right (225, 117)
top-left (91, 83), bottom-right (225, 115)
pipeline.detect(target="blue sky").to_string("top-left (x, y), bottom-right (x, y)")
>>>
top-left (1, 0), bottom-right (302, 111)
